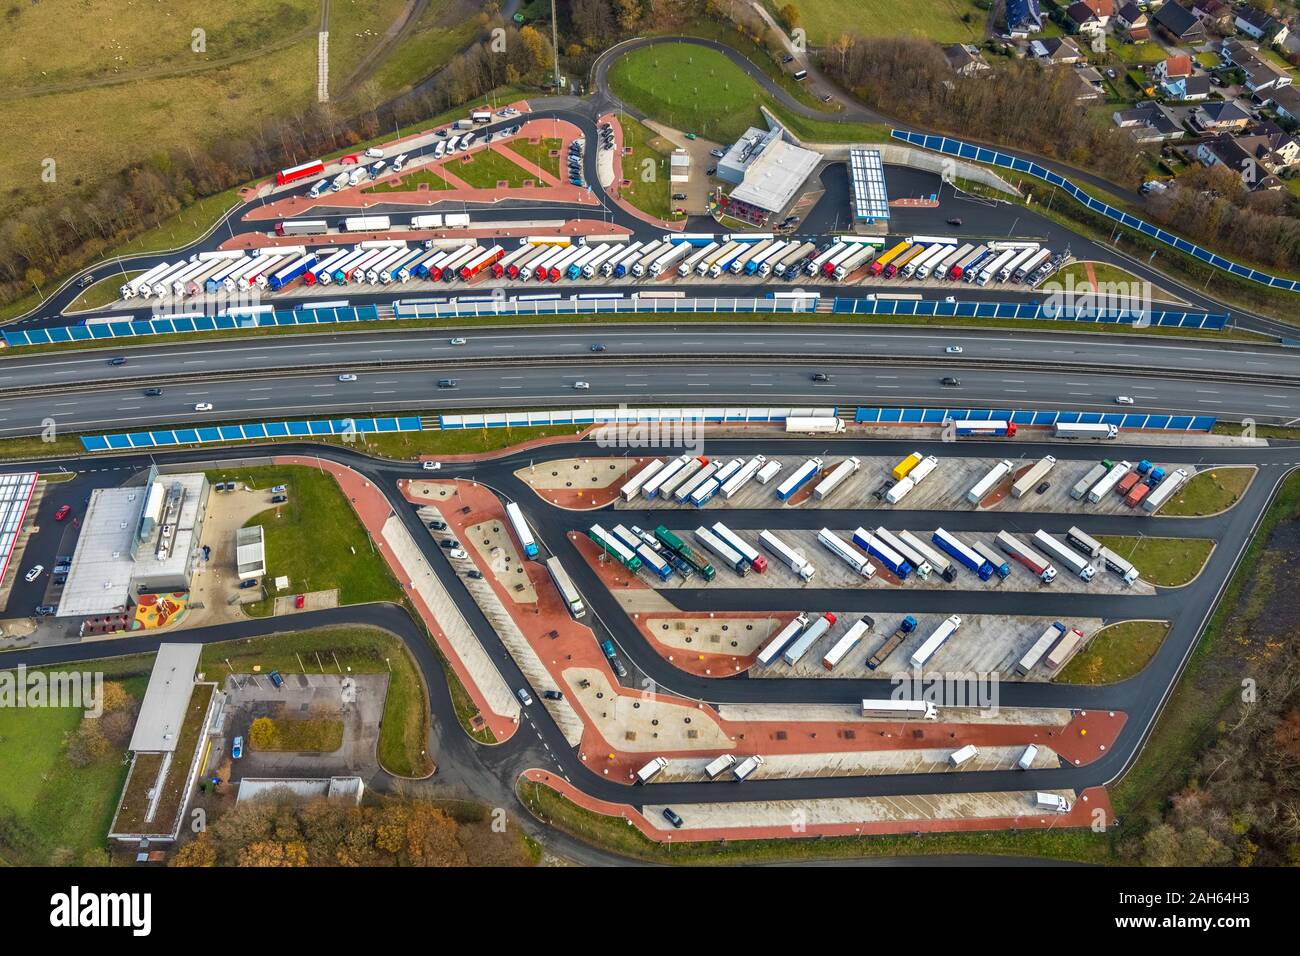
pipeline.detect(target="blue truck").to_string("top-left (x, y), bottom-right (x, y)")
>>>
top-left (932, 528), bottom-right (994, 581)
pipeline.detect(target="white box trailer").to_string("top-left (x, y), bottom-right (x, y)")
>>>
top-left (1056, 422), bottom-right (1118, 440)
top-left (678, 241), bottom-right (720, 277)
top-left (898, 530), bottom-right (954, 580)
top-left (822, 616), bottom-right (874, 670)
top-left (704, 753), bottom-right (737, 779)
top-left (874, 527), bottom-right (932, 578)
top-left (582, 244), bottom-right (623, 278)
top-left (657, 457), bottom-right (705, 500)
top-left (909, 455), bottom-right (939, 485)
top-left (733, 755), bottom-right (765, 781)
top-left (832, 243), bottom-right (877, 281)
top-left (1011, 456), bottom-right (1057, 498)
top-left (729, 239), bottom-right (773, 274)
top-left (1035, 792), bottom-right (1072, 813)
top-left (1071, 462), bottom-right (1110, 500)
top-left (184, 260), bottom-right (234, 296)
top-left (607, 241), bottom-right (647, 277)
top-left (949, 744), bottom-right (979, 767)
top-left (909, 614), bottom-right (962, 669)
top-left (674, 461), bottom-right (719, 503)
top-left (772, 241), bottom-right (816, 278)
top-left (817, 529), bottom-right (874, 578)
top-left (967, 459), bottom-right (1014, 504)
top-left (343, 215), bottom-right (392, 232)
top-left (635, 756), bottom-right (668, 784)
top-left (698, 240), bottom-right (739, 276)
top-left (997, 246), bottom-right (1040, 282)
top-left (619, 460), bottom-right (665, 501)
top-left (1016, 621), bottom-right (1066, 675)
top-left (756, 614), bottom-right (809, 666)
top-left (813, 457), bottom-right (860, 500)
top-left (641, 455), bottom-right (691, 498)
top-left (694, 526), bottom-right (748, 574)
top-left (1142, 467), bottom-right (1190, 512)
top-left (648, 241), bottom-right (691, 277)
top-left (928, 243), bottom-right (973, 279)
top-left (749, 239), bottom-right (789, 275)
top-left (861, 699), bottom-right (939, 720)
top-left (806, 241), bottom-right (848, 276)
top-left (1088, 461), bottom-right (1133, 503)
top-left (720, 455), bottom-right (766, 498)
top-left (1033, 530), bottom-right (1095, 581)
top-left (1013, 248), bottom-right (1051, 282)
top-left (755, 460), bottom-right (783, 484)
top-left (759, 530), bottom-right (815, 581)
top-left (785, 417), bottom-right (845, 434)
top-left (782, 613), bottom-right (836, 665)
top-left (1045, 628), bottom-right (1086, 671)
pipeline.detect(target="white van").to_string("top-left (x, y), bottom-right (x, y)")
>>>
top-left (1017, 744), bottom-right (1039, 770)
top-left (949, 744), bottom-right (979, 768)
top-left (1035, 792), bottom-right (1072, 813)
top-left (364, 147), bottom-right (384, 158)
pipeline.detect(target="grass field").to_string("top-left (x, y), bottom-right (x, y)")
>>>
top-left (505, 137), bottom-right (564, 179)
top-left (1053, 261), bottom-right (1147, 290)
top-left (0, 0), bottom-right (432, 220)
top-left (1157, 467), bottom-right (1255, 517)
top-left (369, 0), bottom-right (483, 98)
top-left (66, 273), bottom-right (140, 313)
top-left (1096, 536), bottom-right (1213, 587)
top-left (203, 465), bottom-right (403, 615)
top-left (250, 717), bottom-right (344, 752)
top-left (451, 148), bottom-right (542, 188)
top-left (1054, 620), bottom-right (1170, 684)
top-left (616, 114), bottom-right (676, 220)
top-left (762, 0), bottom-right (986, 45)
top-left (200, 625), bottom-right (433, 777)
top-left (364, 168), bottom-right (456, 193)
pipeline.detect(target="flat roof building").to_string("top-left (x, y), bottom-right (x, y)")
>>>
top-left (727, 139), bottom-right (822, 214)
top-left (236, 525), bottom-right (266, 581)
top-left (128, 643), bottom-right (204, 753)
top-left (237, 776), bottom-right (365, 805)
top-left (849, 148), bottom-right (890, 224)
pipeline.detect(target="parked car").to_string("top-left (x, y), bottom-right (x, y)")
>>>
top-left (439, 539), bottom-right (459, 550)
top-left (293, 593), bottom-right (305, 608)
top-left (466, 570), bottom-right (483, 579)
top-left (427, 519), bottom-right (447, 530)
top-left (710, 147), bottom-right (725, 158)
top-left (269, 670), bottom-right (285, 687)
top-left (239, 579), bottom-right (259, 589)
top-left (271, 494), bottom-right (287, 504)
top-left (54, 505), bottom-right (71, 521)
top-left (672, 193), bottom-right (687, 201)
top-left (781, 53), bottom-right (794, 64)
top-left (422, 461), bottom-right (442, 471)
top-left (1036, 481), bottom-right (1051, 495)
top-left (449, 548), bottom-right (468, 560)
top-left (231, 736), bottom-right (243, 759)
top-left (662, 807), bottom-right (684, 829)
top-left (516, 687), bottom-right (534, 706)
top-left (271, 485), bottom-right (286, 493)
top-left (24, 565), bottom-right (42, 583)
top-left (34, 605), bottom-right (57, 616)
top-left (542, 690), bottom-right (564, 701)
top-left (706, 166), bottom-right (717, 176)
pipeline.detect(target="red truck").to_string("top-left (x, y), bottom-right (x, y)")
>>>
top-left (1116, 472), bottom-right (1141, 497)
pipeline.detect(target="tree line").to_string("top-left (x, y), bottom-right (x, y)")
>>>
top-left (0, 16), bottom-right (553, 310)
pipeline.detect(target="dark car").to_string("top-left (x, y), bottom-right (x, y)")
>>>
top-left (706, 166), bottom-right (717, 176)
top-left (1036, 481), bottom-right (1051, 495)
top-left (143, 387), bottom-right (163, 397)
top-left (662, 807), bottom-right (684, 829)
top-left (466, 570), bottom-right (483, 579)
top-left (427, 519), bottom-right (447, 530)
top-left (812, 372), bottom-right (830, 382)
top-left (271, 494), bottom-right (287, 504)
top-left (239, 579), bottom-right (259, 589)
top-left (107, 356), bottom-right (126, 366)
top-left (947, 218), bottom-right (963, 226)
top-left (542, 690), bottom-right (564, 701)
top-left (269, 670), bottom-right (285, 689)
top-left (78, 274), bottom-right (95, 288)
top-left (941, 376), bottom-right (961, 386)
top-left (439, 539), bottom-right (459, 550)
top-left (672, 193), bottom-right (687, 201)
top-left (590, 343), bottom-right (606, 352)
top-left (781, 53), bottom-right (794, 64)
top-left (437, 379), bottom-right (458, 388)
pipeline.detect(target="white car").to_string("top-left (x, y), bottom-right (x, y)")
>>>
top-left (194, 402), bottom-right (213, 412)
top-left (24, 565), bottom-right (43, 583)
top-left (573, 381), bottom-right (590, 390)
top-left (448, 548), bottom-right (468, 560)
top-left (364, 147), bottom-right (384, 158)
top-left (338, 374), bottom-right (357, 382)
top-left (1115, 395), bottom-right (1136, 405)
top-left (450, 337), bottom-right (466, 345)
top-left (943, 296), bottom-right (956, 303)
top-left (422, 461), bottom-right (442, 471)
top-left (945, 345), bottom-right (963, 354)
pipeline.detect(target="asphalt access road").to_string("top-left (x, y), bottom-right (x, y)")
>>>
top-left (0, 435), bottom-right (1292, 813)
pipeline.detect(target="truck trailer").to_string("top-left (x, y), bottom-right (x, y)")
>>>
top-left (1055, 422), bottom-right (1118, 440)
top-left (776, 458), bottom-right (823, 501)
top-left (873, 527), bottom-right (931, 578)
top-left (851, 528), bottom-right (912, 579)
top-left (785, 417), bottom-right (845, 435)
top-left (899, 530), bottom-right (956, 582)
top-left (1033, 529), bottom-right (1095, 581)
top-left (813, 457), bottom-right (860, 500)
top-left (932, 528), bottom-right (994, 580)
top-left (756, 614), bottom-right (810, 666)
top-left (1011, 456), bottom-right (1057, 498)
top-left (822, 616), bottom-right (875, 670)
top-left (782, 613), bottom-right (836, 666)
top-left (995, 530), bottom-right (1057, 583)
top-left (1088, 461), bottom-right (1133, 503)
top-left (909, 615), bottom-right (962, 669)
top-left (967, 459), bottom-right (1014, 504)
top-left (693, 527), bottom-right (748, 575)
top-left (817, 529), bottom-right (875, 578)
top-left (1142, 468), bottom-right (1190, 512)
top-left (1016, 622), bottom-right (1067, 675)
top-left (866, 615), bottom-right (917, 670)
top-left (759, 530), bottom-right (815, 581)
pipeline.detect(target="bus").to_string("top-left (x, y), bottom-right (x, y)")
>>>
top-left (545, 557), bottom-right (586, 620)
top-left (504, 501), bottom-right (538, 559)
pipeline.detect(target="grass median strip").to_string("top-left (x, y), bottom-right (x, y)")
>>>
top-left (1156, 467), bottom-right (1255, 517)
top-left (1095, 536), bottom-right (1213, 587)
top-left (1054, 620), bottom-right (1170, 684)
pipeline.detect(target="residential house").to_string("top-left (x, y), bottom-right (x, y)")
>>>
top-left (1030, 35), bottom-right (1086, 64)
top-left (1152, 2), bottom-right (1207, 43)
top-left (1075, 63), bottom-right (1106, 100)
top-left (1189, 0), bottom-right (1233, 34)
top-left (1081, 0), bottom-right (1114, 24)
top-left (1005, 0), bottom-right (1045, 36)
top-left (1065, 1), bottom-right (1106, 35)
top-left (1195, 128), bottom-right (1298, 188)
top-left (1154, 54), bottom-right (1194, 82)
top-left (1113, 101), bottom-right (1188, 141)
top-left (1152, 53), bottom-right (1211, 99)
top-left (1268, 83), bottom-right (1300, 123)
top-left (1221, 38), bottom-right (1294, 95)
top-left (1234, 7), bottom-right (1287, 44)
top-left (1116, 2), bottom-right (1151, 40)
top-left (943, 43), bottom-right (993, 77)
top-left (1189, 99), bottom-right (1254, 130)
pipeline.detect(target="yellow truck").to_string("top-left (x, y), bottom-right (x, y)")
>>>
top-left (891, 452), bottom-right (923, 482)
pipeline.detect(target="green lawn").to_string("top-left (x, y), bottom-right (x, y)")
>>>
top-left (199, 625), bottom-right (434, 777)
top-left (364, 167), bottom-right (455, 193)
top-left (1095, 536), bottom-right (1213, 587)
top-left (1054, 620), bottom-right (1170, 684)
top-left (66, 273), bottom-right (140, 312)
top-left (1112, 41), bottom-right (1167, 66)
top-left (504, 137), bottom-right (564, 179)
top-left (450, 148), bottom-right (540, 189)
top-left (1050, 261), bottom-right (1158, 294)
top-left (203, 465), bottom-right (403, 615)
top-left (762, 0), bottom-right (985, 45)
top-left (251, 717), bottom-right (344, 752)
top-left (1157, 467), bottom-right (1254, 516)
top-left (615, 114), bottom-right (676, 221)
